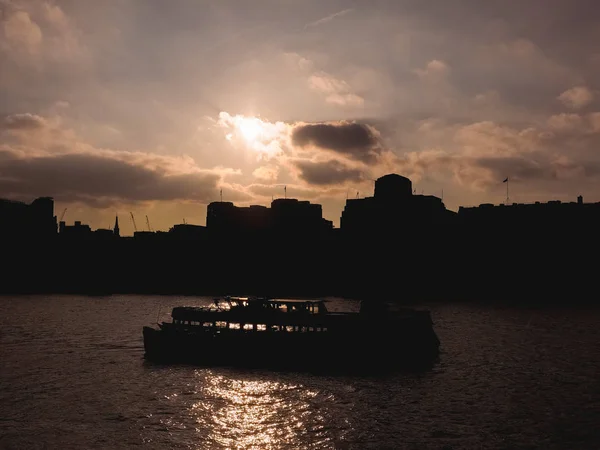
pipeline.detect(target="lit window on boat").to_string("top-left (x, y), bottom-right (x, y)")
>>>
top-left (270, 325), bottom-right (280, 331)
top-left (286, 326), bottom-right (294, 332)
top-left (216, 321), bottom-right (227, 328)
top-left (257, 324), bottom-right (267, 331)
top-left (203, 322), bottom-right (212, 327)
top-left (229, 323), bottom-right (240, 329)
top-left (243, 324), bottom-right (253, 330)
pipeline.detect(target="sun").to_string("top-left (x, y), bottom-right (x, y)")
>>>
top-left (238, 117), bottom-right (263, 143)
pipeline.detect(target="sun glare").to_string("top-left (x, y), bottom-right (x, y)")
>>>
top-left (238, 118), bottom-right (263, 143)
top-left (218, 111), bottom-right (289, 157)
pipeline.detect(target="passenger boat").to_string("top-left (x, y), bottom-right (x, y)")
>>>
top-left (143, 297), bottom-right (440, 371)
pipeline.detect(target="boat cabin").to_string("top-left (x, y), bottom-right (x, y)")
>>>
top-left (167, 297), bottom-right (330, 333)
top-left (222, 297), bottom-right (328, 315)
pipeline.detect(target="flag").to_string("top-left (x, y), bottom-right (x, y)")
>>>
top-left (503, 177), bottom-right (508, 183)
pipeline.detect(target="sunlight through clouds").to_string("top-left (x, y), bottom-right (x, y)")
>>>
top-left (217, 112), bottom-right (290, 159)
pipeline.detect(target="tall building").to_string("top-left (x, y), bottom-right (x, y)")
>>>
top-left (0, 196), bottom-right (57, 239)
top-left (114, 215), bottom-right (120, 237)
top-left (206, 198), bottom-right (332, 236)
top-left (340, 174), bottom-right (453, 235)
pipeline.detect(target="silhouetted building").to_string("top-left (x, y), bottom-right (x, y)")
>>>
top-left (207, 202), bottom-right (270, 233)
top-left (114, 215), bottom-right (120, 237)
top-left (168, 224), bottom-right (207, 239)
top-left (95, 228), bottom-right (116, 239)
top-left (270, 198), bottom-right (333, 234)
top-left (0, 196), bottom-right (57, 239)
top-left (59, 220), bottom-right (92, 237)
top-left (340, 174), bottom-right (453, 235)
top-left (207, 198), bottom-right (332, 236)
top-left (457, 196), bottom-right (600, 237)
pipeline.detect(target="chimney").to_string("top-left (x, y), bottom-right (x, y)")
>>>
top-left (577, 195), bottom-right (583, 204)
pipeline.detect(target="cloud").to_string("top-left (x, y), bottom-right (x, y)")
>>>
top-left (291, 122), bottom-right (383, 164)
top-left (557, 86), bottom-right (594, 109)
top-left (394, 149), bottom-right (600, 192)
top-left (1, 9), bottom-right (42, 52)
top-left (1, 113), bottom-right (47, 130)
top-left (0, 149), bottom-right (222, 206)
top-left (217, 112), bottom-right (290, 159)
top-left (0, 113), bottom-right (245, 207)
top-left (0, 0), bottom-right (85, 63)
top-left (547, 113), bottom-right (586, 133)
top-left (247, 183), bottom-right (323, 200)
top-left (304, 8), bottom-right (353, 29)
top-left (252, 165), bottom-right (279, 182)
top-left (308, 72), bottom-right (364, 107)
top-left (293, 159), bottom-right (365, 186)
top-left (415, 60), bottom-right (449, 78)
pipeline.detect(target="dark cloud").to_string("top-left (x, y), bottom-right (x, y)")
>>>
top-left (291, 122), bottom-right (382, 164)
top-left (1, 114), bottom-right (47, 130)
top-left (0, 150), bottom-right (221, 206)
top-left (294, 159), bottom-right (364, 185)
top-left (474, 155), bottom-right (600, 182)
top-left (395, 150), bottom-right (600, 189)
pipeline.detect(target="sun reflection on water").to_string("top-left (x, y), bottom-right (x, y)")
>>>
top-left (190, 371), bottom-right (332, 449)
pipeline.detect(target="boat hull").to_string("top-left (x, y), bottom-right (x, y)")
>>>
top-left (143, 321), bottom-right (440, 372)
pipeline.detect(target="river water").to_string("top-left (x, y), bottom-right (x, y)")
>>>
top-left (0, 295), bottom-right (599, 449)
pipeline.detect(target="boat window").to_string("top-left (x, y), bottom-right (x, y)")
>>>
top-left (257, 324), bottom-right (266, 331)
top-left (216, 321), bottom-right (227, 328)
top-left (203, 322), bottom-right (212, 327)
top-left (229, 323), bottom-right (240, 329)
top-left (243, 324), bottom-right (253, 331)
top-left (309, 327), bottom-right (314, 332)
top-left (270, 325), bottom-right (280, 332)
top-left (285, 326), bottom-right (294, 332)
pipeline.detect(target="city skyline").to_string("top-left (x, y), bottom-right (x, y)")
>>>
top-left (3, 172), bottom-right (597, 238)
top-left (2, 1), bottom-right (600, 233)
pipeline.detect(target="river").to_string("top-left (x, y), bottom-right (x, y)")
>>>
top-left (1, 295), bottom-right (599, 449)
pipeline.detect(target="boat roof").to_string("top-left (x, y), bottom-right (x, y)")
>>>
top-left (270, 298), bottom-right (325, 304)
top-left (225, 296), bottom-right (325, 305)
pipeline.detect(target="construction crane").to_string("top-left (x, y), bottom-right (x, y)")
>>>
top-left (145, 215), bottom-right (153, 232)
top-left (59, 208), bottom-right (67, 222)
top-left (129, 212), bottom-right (138, 232)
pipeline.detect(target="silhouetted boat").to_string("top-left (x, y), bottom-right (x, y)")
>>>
top-left (142, 297), bottom-right (440, 371)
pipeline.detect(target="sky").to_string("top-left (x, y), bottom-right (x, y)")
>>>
top-left (2, 0), bottom-right (600, 234)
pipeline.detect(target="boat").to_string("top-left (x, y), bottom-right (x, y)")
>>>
top-left (143, 296), bottom-right (440, 372)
